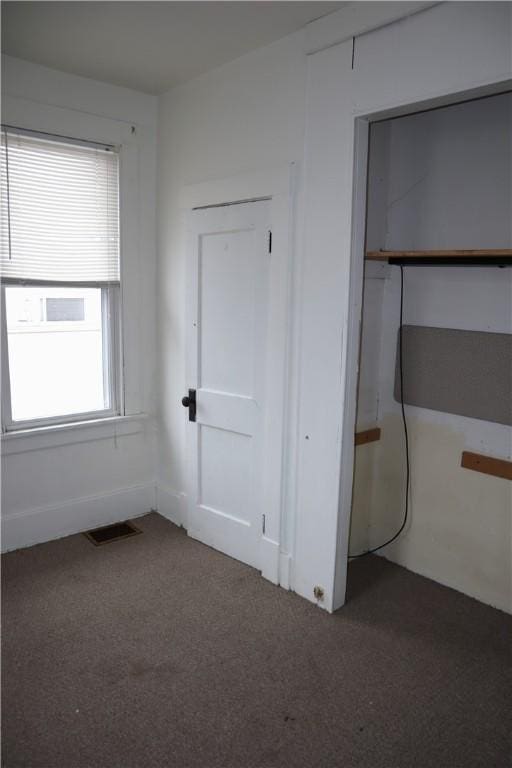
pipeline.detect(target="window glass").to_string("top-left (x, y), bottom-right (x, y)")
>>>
top-left (45, 298), bottom-right (85, 322)
top-left (5, 286), bottom-right (108, 422)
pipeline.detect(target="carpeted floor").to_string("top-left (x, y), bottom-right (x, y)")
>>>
top-left (2, 512), bottom-right (511, 768)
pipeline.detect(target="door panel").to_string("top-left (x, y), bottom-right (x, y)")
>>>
top-left (198, 390), bottom-right (257, 435)
top-left (200, 426), bottom-right (252, 524)
top-left (199, 229), bottom-right (256, 396)
top-left (185, 200), bottom-right (271, 569)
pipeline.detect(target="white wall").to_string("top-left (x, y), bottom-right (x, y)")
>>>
top-left (350, 92), bottom-right (512, 611)
top-left (385, 94), bottom-right (512, 250)
top-left (156, 32), bottom-right (307, 544)
top-left (1, 56), bottom-right (159, 550)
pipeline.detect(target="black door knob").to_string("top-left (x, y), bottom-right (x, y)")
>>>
top-left (181, 389), bottom-right (196, 422)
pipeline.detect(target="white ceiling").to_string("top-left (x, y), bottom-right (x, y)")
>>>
top-left (1, 1), bottom-right (347, 94)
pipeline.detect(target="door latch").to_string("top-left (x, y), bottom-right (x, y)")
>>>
top-left (181, 389), bottom-right (196, 422)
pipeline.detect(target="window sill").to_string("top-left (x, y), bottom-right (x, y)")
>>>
top-left (1, 414), bottom-right (147, 456)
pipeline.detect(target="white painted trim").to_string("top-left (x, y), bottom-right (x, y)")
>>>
top-left (260, 536), bottom-right (280, 585)
top-left (157, 484), bottom-right (187, 529)
top-left (278, 161), bottom-right (301, 569)
top-left (304, 1), bottom-right (440, 55)
top-left (179, 165), bottom-right (292, 210)
top-left (1, 481), bottom-right (156, 552)
top-left (279, 552), bottom-right (292, 590)
top-left (2, 55), bottom-right (158, 128)
top-left (333, 117), bottom-right (370, 609)
top-left (2, 94), bottom-right (133, 146)
top-left (0, 287), bottom-right (13, 429)
top-left (353, 78), bottom-right (512, 124)
top-left (1, 414), bottom-right (146, 455)
top-left (1, 93), bottom-right (153, 425)
top-left (292, 38), bottom-right (356, 614)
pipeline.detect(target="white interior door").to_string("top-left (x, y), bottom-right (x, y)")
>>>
top-left (184, 200), bottom-right (274, 570)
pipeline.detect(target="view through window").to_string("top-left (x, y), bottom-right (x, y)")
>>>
top-left (5, 286), bottom-right (106, 421)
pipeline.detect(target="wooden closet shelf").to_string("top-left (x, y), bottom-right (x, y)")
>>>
top-left (366, 249), bottom-right (512, 266)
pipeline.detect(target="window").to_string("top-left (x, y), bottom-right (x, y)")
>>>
top-left (1, 128), bottom-right (121, 430)
top-left (45, 297), bottom-right (85, 322)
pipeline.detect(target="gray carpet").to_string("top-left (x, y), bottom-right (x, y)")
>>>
top-left (2, 512), bottom-right (511, 768)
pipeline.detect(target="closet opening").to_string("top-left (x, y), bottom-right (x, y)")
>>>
top-left (346, 90), bottom-right (512, 611)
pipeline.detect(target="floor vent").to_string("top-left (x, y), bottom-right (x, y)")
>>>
top-left (84, 521), bottom-right (141, 546)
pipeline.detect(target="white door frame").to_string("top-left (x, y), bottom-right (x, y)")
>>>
top-left (179, 164), bottom-right (297, 587)
top-left (336, 79), bottom-right (512, 608)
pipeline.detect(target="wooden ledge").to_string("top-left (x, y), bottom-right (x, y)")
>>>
top-left (355, 427), bottom-right (381, 446)
top-left (461, 451), bottom-right (512, 481)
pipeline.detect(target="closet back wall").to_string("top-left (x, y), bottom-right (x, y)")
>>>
top-left (351, 93), bottom-right (512, 612)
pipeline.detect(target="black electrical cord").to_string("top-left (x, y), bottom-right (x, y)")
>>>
top-left (349, 265), bottom-right (410, 559)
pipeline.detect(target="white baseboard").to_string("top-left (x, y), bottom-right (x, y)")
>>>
top-left (279, 552), bottom-right (292, 590)
top-left (157, 484), bottom-right (187, 528)
top-left (260, 535), bottom-right (280, 585)
top-left (1, 481), bottom-right (156, 552)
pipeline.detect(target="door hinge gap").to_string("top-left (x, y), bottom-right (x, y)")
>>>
top-left (268, 230), bottom-right (272, 254)
top-left (262, 514), bottom-right (266, 534)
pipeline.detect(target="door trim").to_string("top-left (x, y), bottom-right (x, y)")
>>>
top-left (180, 164), bottom-right (297, 587)
top-left (180, 167), bottom-right (292, 211)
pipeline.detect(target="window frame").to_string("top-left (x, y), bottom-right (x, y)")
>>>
top-left (0, 129), bottom-right (124, 433)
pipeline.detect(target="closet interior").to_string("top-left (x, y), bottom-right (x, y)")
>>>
top-left (348, 91), bottom-right (512, 612)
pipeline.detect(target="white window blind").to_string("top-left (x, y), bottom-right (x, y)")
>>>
top-left (1, 128), bottom-right (119, 284)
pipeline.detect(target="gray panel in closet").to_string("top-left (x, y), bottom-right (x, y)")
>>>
top-left (394, 325), bottom-right (512, 426)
